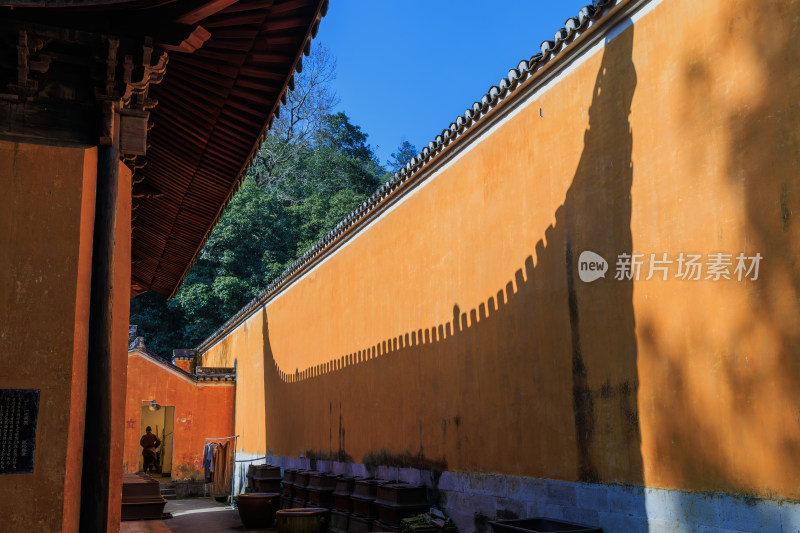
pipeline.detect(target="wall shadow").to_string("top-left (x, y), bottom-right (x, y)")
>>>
top-left (260, 25), bottom-right (643, 528)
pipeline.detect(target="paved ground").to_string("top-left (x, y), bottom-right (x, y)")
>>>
top-left (121, 497), bottom-right (276, 533)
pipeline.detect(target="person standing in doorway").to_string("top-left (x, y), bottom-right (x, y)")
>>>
top-left (140, 426), bottom-right (161, 474)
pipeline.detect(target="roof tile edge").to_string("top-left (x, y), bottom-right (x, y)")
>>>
top-left (195, 0), bottom-right (624, 353)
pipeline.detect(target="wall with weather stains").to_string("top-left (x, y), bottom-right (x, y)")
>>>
top-left (202, 0), bottom-right (800, 505)
top-left (123, 351), bottom-right (234, 481)
top-left (0, 142), bottom-right (97, 533)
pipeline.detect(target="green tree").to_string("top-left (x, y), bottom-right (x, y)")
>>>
top-left (128, 292), bottom-right (188, 360)
top-left (387, 140), bottom-right (418, 173)
top-left (253, 43), bottom-right (337, 187)
top-left (131, 112), bottom-right (385, 353)
top-left (130, 43), bottom-right (389, 355)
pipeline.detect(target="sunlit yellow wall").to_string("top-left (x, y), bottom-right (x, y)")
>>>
top-left (203, 0), bottom-right (800, 499)
top-left (203, 317), bottom-right (266, 456)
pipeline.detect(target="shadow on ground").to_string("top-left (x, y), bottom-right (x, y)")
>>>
top-left (121, 498), bottom-right (270, 533)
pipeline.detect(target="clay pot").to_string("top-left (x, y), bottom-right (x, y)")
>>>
top-left (276, 507), bottom-right (330, 533)
top-left (237, 492), bottom-right (281, 529)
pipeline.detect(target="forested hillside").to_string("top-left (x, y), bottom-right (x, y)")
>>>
top-left (131, 46), bottom-right (415, 357)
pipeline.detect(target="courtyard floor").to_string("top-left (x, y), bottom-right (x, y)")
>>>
top-left (120, 497), bottom-right (274, 533)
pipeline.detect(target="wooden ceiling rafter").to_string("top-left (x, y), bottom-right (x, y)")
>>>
top-left (217, 0), bottom-right (277, 15)
top-left (268, 0), bottom-right (313, 15)
top-left (116, 0), bottom-right (327, 296)
top-left (201, 27), bottom-right (259, 40)
top-left (175, 0), bottom-right (240, 25)
top-left (166, 52), bottom-right (241, 77)
top-left (200, 13), bottom-right (268, 29)
top-left (165, 62), bottom-right (237, 88)
top-left (236, 65), bottom-right (287, 80)
top-left (262, 16), bottom-right (309, 32)
top-left (200, 39), bottom-right (254, 52)
top-left (252, 34), bottom-right (298, 49)
top-left (163, 70), bottom-right (232, 99)
top-left (158, 74), bottom-right (228, 108)
top-left (192, 47), bottom-right (248, 64)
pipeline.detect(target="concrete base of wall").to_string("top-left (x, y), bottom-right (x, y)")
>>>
top-left (173, 480), bottom-right (206, 499)
top-left (230, 455), bottom-right (800, 533)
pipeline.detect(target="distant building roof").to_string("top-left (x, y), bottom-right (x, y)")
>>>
top-left (129, 338), bottom-right (235, 383)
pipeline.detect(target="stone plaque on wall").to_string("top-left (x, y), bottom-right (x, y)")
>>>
top-left (0, 389), bottom-right (39, 474)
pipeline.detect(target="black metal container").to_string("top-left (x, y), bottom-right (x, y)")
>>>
top-left (333, 476), bottom-right (358, 513)
top-left (350, 478), bottom-right (381, 519)
top-left (294, 470), bottom-right (315, 504)
top-left (329, 509), bottom-right (350, 533)
top-left (252, 464), bottom-right (283, 492)
top-left (347, 513), bottom-right (373, 533)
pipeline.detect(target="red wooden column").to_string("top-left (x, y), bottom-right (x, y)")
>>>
top-left (80, 101), bottom-right (119, 533)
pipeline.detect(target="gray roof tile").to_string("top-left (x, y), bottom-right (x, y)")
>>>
top-left (196, 0), bottom-right (622, 352)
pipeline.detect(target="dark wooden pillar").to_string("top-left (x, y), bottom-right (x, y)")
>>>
top-left (80, 103), bottom-right (119, 533)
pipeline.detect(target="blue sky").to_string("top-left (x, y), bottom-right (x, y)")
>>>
top-left (316, 1), bottom-right (591, 167)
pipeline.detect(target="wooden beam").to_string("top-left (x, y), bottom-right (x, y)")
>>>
top-left (176, 0), bottom-right (240, 25)
top-left (0, 98), bottom-right (96, 147)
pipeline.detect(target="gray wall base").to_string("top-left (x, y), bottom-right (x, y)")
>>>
top-left (232, 454), bottom-right (800, 533)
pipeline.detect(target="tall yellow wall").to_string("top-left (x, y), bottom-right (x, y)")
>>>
top-left (0, 142), bottom-right (97, 532)
top-left (203, 316), bottom-right (266, 456)
top-left (203, 0), bottom-right (800, 500)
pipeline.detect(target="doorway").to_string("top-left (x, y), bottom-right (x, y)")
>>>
top-left (139, 405), bottom-right (175, 478)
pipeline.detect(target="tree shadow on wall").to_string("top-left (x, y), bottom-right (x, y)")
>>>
top-left (262, 24), bottom-right (644, 530)
top-left (635, 0), bottom-right (800, 514)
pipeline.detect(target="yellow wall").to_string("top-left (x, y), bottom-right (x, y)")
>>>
top-left (0, 142), bottom-right (97, 532)
top-left (203, 317), bottom-right (266, 456)
top-left (203, 0), bottom-right (800, 500)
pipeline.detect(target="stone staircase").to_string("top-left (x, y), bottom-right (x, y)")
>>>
top-left (160, 481), bottom-right (177, 500)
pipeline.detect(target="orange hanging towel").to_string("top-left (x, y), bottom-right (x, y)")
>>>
top-left (212, 442), bottom-right (232, 498)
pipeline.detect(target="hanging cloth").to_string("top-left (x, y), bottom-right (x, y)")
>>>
top-left (213, 442), bottom-right (231, 498)
top-left (203, 442), bottom-right (217, 482)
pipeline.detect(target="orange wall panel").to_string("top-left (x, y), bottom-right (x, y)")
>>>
top-left (0, 142), bottom-right (97, 532)
top-left (124, 353), bottom-right (234, 480)
top-left (202, 0), bottom-right (800, 501)
top-left (203, 316), bottom-right (266, 456)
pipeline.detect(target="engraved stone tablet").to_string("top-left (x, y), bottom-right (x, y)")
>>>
top-left (0, 389), bottom-right (39, 474)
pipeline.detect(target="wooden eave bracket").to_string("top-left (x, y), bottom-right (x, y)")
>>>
top-left (131, 182), bottom-right (164, 199)
top-left (8, 30), bottom-right (51, 97)
top-left (120, 38), bottom-right (169, 109)
top-left (158, 25), bottom-right (211, 54)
